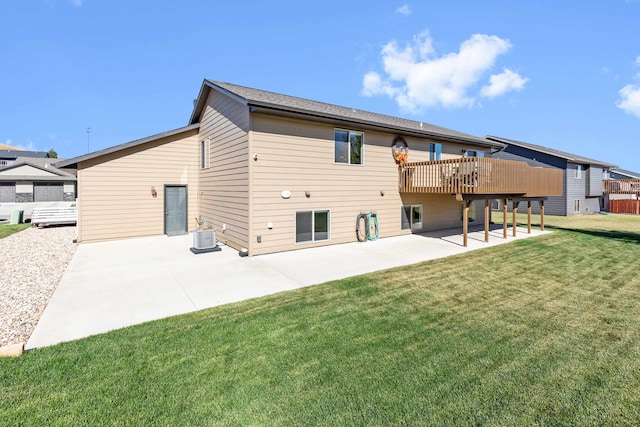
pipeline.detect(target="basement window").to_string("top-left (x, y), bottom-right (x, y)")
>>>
top-left (401, 205), bottom-right (423, 230)
top-left (296, 210), bottom-right (330, 243)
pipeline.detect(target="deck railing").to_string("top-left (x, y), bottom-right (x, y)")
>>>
top-left (399, 157), bottom-right (563, 197)
top-left (603, 179), bottom-right (640, 194)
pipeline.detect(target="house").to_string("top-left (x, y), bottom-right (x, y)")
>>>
top-left (56, 80), bottom-right (562, 255)
top-left (0, 156), bottom-right (77, 204)
top-left (486, 136), bottom-right (615, 216)
top-left (603, 168), bottom-right (640, 214)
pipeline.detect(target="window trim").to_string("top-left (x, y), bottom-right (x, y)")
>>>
top-left (574, 199), bottom-right (580, 213)
top-left (401, 204), bottom-right (423, 230)
top-left (575, 164), bottom-right (582, 179)
top-left (334, 129), bottom-right (364, 165)
top-left (200, 139), bottom-right (210, 169)
top-left (295, 209), bottom-right (331, 244)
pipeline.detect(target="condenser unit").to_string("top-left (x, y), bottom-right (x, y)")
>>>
top-left (193, 229), bottom-right (216, 250)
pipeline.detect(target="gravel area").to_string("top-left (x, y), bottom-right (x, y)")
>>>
top-left (1, 226), bottom-right (77, 347)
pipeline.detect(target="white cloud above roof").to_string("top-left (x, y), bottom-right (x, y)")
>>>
top-left (481, 68), bottom-right (529, 98)
top-left (617, 84), bottom-right (640, 118)
top-left (362, 30), bottom-right (527, 112)
top-left (396, 4), bottom-right (411, 15)
top-left (616, 55), bottom-right (640, 118)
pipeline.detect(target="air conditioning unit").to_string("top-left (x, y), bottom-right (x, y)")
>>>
top-left (193, 229), bottom-right (216, 250)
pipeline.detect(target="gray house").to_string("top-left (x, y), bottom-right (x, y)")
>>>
top-left (486, 136), bottom-right (615, 216)
top-left (0, 157), bottom-right (76, 203)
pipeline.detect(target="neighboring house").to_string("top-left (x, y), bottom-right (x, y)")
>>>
top-left (603, 168), bottom-right (640, 214)
top-left (57, 80), bottom-right (561, 255)
top-left (486, 136), bottom-right (615, 216)
top-left (0, 149), bottom-right (49, 169)
top-left (0, 157), bottom-right (77, 203)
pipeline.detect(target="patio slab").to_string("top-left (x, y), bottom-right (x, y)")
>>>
top-left (26, 225), bottom-right (547, 349)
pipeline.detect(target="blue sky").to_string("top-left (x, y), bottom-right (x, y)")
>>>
top-left (2, 0), bottom-right (640, 171)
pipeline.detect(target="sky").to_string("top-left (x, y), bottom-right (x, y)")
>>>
top-left (1, 0), bottom-right (640, 171)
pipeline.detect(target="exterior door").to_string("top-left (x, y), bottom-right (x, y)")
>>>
top-left (164, 185), bottom-right (187, 236)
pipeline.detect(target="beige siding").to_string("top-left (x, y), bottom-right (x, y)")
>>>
top-left (248, 114), bottom-right (482, 255)
top-left (197, 90), bottom-right (250, 251)
top-left (76, 129), bottom-right (199, 242)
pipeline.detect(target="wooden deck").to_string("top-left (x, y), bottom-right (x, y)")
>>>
top-left (603, 179), bottom-right (640, 194)
top-left (399, 158), bottom-right (563, 197)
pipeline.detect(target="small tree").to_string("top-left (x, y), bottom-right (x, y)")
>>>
top-left (47, 149), bottom-right (58, 158)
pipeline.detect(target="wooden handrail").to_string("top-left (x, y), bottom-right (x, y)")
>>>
top-left (399, 157), bottom-right (563, 197)
top-left (603, 179), bottom-right (640, 194)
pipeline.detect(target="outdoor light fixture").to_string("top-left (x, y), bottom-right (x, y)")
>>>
top-left (380, 190), bottom-right (385, 196)
top-left (305, 191), bottom-right (311, 198)
top-left (151, 186), bottom-right (157, 198)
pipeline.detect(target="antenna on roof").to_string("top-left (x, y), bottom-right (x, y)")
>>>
top-left (420, 122), bottom-right (423, 129)
top-left (86, 127), bottom-right (91, 153)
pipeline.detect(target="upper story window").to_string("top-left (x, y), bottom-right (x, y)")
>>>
top-left (335, 130), bottom-right (363, 165)
top-left (429, 143), bottom-right (442, 161)
top-left (575, 164), bottom-right (582, 179)
top-left (200, 140), bottom-right (209, 169)
top-left (467, 150), bottom-right (485, 158)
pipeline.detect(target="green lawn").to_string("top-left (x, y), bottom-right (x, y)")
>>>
top-left (0, 222), bottom-right (30, 239)
top-left (2, 214), bottom-right (640, 425)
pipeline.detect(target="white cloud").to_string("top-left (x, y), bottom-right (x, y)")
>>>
top-left (70, 0), bottom-right (82, 6)
top-left (617, 84), bottom-right (640, 118)
top-left (636, 55), bottom-right (640, 67)
top-left (396, 4), bottom-right (411, 15)
top-left (480, 68), bottom-right (529, 98)
top-left (362, 30), bottom-right (524, 111)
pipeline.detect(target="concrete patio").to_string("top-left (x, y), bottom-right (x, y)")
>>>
top-left (26, 225), bottom-right (548, 349)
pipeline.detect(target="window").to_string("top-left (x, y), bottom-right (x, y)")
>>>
top-left (575, 164), bottom-right (582, 179)
top-left (335, 130), bottom-right (363, 165)
top-left (296, 210), bottom-right (330, 243)
top-left (574, 200), bottom-right (580, 213)
top-left (200, 140), bottom-right (210, 169)
top-left (461, 202), bottom-right (477, 223)
top-left (401, 205), bottom-right (423, 230)
top-left (467, 150), bottom-right (485, 158)
top-left (429, 143), bottom-right (442, 161)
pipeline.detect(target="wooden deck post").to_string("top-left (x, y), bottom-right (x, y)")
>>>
top-left (539, 200), bottom-right (545, 231)
top-left (527, 201), bottom-right (532, 234)
top-left (463, 201), bottom-right (469, 247)
top-left (512, 201), bottom-right (519, 237)
top-left (484, 199), bottom-right (489, 243)
top-left (502, 199), bottom-right (508, 239)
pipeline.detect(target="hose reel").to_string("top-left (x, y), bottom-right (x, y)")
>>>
top-left (356, 212), bottom-right (379, 242)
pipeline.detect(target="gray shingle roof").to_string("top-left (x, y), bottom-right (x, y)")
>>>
top-left (193, 80), bottom-right (502, 148)
top-left (486, 135), bottom-right (616, 168)
top-left (0, 158), bottom-right (76, 181)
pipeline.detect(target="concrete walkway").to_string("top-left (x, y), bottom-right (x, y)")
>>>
top-left (26, 225), bottom-right (548, 349)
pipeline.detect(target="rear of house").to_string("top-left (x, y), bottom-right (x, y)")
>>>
top-left (487, 136), bottom-right (613, 216)
top-left (59, 80), bottom-right (562, 256)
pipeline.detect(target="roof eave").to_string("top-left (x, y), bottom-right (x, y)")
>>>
top-left (55, 123), bottom-right (200, 169)
top-left (249, 103), bottom-right (502, 149)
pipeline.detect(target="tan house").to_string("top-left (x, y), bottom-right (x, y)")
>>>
top-left (57, 80), bottom-right (562, 255)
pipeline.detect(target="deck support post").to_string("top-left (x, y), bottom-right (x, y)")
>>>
top-left (527, 201), bottom-right (532, 234)
top-left (502, 199), bottom-right (508, 239)
top-left (539, 200), bottom-right (545, 231)
top-left (512, 201), bottom-right (519, 237)
top-left (463, 201), bottom-right (469, 247)
top-left (484, 199), bottom-right (489, 243)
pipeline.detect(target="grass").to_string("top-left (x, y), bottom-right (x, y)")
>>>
top-left (2, 214), bottom-right (640, 425)
top-left (0, 222), bottom-right (30, 239)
